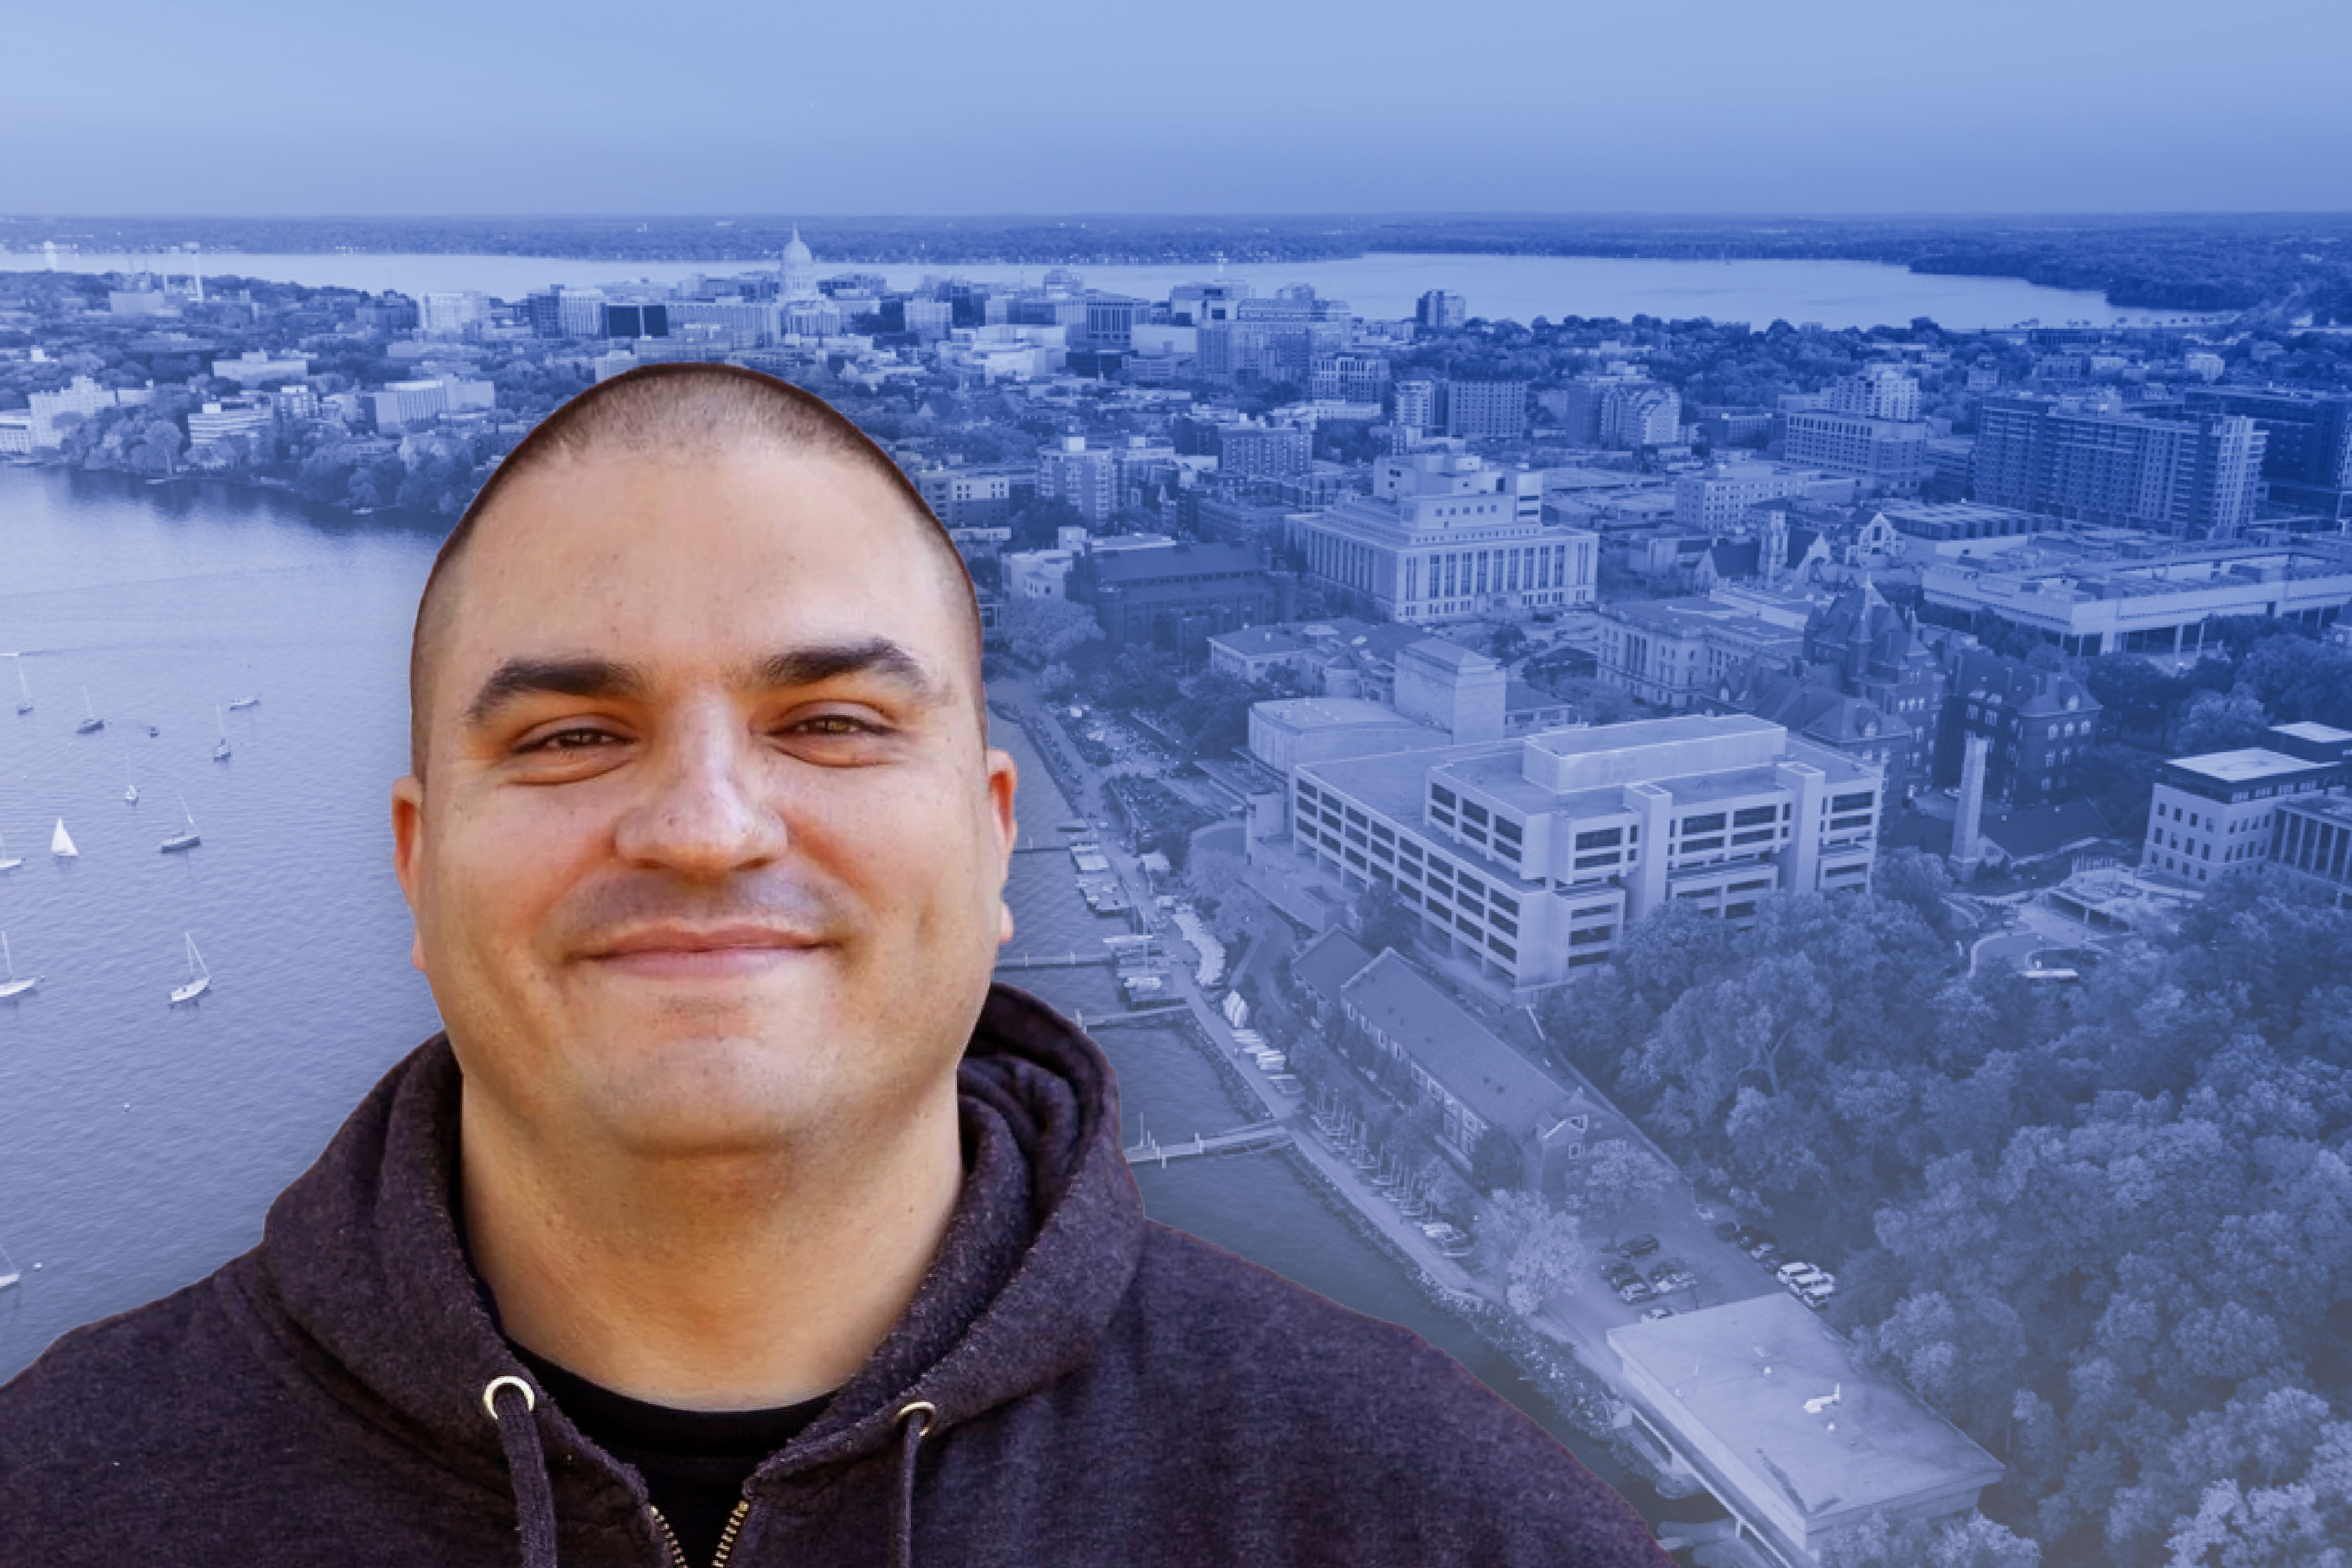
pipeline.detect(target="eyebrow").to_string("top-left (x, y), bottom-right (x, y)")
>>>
top-left (461, 639), bottom-right (946, 731)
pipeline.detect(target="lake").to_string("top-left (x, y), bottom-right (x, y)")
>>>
top-left (16, 247), bottom-right (2202, 331)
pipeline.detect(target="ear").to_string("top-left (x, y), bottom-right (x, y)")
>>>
top-left (391, 773), bottom-right (428, 973)
top-left (986, 746), bottom-right (1018, 947)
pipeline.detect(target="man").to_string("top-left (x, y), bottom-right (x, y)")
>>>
top-left (1, 364), bottom-right (1668, 1567)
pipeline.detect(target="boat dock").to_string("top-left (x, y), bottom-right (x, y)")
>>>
top-left (1124, 1121), bottom-right (1293, 1167)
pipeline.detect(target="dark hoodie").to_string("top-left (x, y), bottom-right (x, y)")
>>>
top-left (0, 984), bottom-right (1669, 1567)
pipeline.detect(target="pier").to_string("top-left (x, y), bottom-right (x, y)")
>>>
top-left (1124, 1122), bottom-right (1293, 1167)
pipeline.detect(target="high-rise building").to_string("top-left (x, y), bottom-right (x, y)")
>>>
top-left (2180, 386), bottom-right (2352, 517)
top-left (1830, 366), bottom-right (1922, 421)
top-left (1214, 424), bottom-right (1312, 480)
top-left (1309, 354), bottom-right (1392, 404)
top-left (601, 304), bottom-right (669, 339)
top-left (557, 290), bottom-right (609, 338)
top-left (1393, 380), bottom-right (1438, 432)
top-left (1415, 290), bottom-right (1467, 331)
top-left (1783, 407), bottom-right (1929, 493)
top-left (1599, 383), bottom-right (1681, 449)
top-left (1972, 393), bottom-right (2266, 539)
top-left (1445, 378), bottom-right (1527, 441)
top-left (1038, 436), bottom-right (1118, 525)
top-left (418, 291), bottom-right (493, 337)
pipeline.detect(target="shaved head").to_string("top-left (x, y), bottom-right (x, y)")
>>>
top-left (408, 362), bottom-right (981, 778)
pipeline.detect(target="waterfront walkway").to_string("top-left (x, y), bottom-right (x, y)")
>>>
top-left (1123, 1122), bottom-right (1293, 1167)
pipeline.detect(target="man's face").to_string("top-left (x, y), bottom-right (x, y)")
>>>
top-left (391, 445), bottom-right (1017, 1158)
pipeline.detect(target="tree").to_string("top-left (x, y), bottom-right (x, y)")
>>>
top-left (1574, 1140), bottom-right (1671, 1244)
top-left (1471, 1126), bottom-right (1525, 1194)
top-left (989, 595), bottom-right (1104, 671)
top-left (1474, 1187), bottom-right (1585, 1316)
top-left (1874, 848), bottom-right (1962, 943)
top-left (1487, 624), bottom-right (1529, 664)
top-left (1008, 497), bottom-right (1085, 551)
top-left (1353, 884), bottom-right (1419, 956)
top-left (1817, 1511), bottom-right (2042, 1568)
top-left (2172, 688), bottom-right (2269, 755)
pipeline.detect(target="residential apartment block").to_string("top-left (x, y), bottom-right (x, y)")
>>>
top-left (1973, 393), bottom-right (2266, 539)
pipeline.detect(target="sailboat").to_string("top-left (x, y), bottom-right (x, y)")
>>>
top-left (0, 831), bottom-right (20, 872)
top-left (227, 694), bottom-right (260, 710)
top-left (75, 687), bottom-right (103, 735)
top-left (160, 795), bottom-right (200, 853)
top-left (212, 706), bottom-right (232, 763)
top-left (51, 818), bottom-right (78, 858)
top-left (0, 932), bottom-right (40, 999)
top-left (168, 934), bottom-right (210, 1005)
top-left (125, 760), bottom-right (140, 805)
top-left (12, 659), bottom-right (29, 716)
top-left (0, 1239), bottom-right (19, 1291)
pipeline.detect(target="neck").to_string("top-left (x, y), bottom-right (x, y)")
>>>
top-left (458, 1076), bottom-right (965, 1411)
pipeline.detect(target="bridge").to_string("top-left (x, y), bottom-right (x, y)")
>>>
top-left (1125, 1123), bottom-right (1293, 1167)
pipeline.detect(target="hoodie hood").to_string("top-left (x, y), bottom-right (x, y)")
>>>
top-left (251, 982), bottom-right (1147, 1561)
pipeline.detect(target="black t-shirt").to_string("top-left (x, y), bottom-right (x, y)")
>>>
top-left (508, 1341), bottom-right (832, 1567)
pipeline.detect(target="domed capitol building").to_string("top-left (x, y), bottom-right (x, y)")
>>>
top-left (779, 227), bottom-right (820, 301)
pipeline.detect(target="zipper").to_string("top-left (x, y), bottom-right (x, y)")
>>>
top-left (649, 1497), bottom-right (752, 1568)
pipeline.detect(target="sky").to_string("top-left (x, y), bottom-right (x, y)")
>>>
top-left (4, 0), bottom-right (2348, 215)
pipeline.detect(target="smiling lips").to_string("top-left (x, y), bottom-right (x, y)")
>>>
top-left (587, 924), bottom-right (827, 978)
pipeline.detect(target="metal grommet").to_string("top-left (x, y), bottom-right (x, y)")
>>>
top-left (894, 1398), bottom-right (937, 1429)
top-left (483, 1374), bottom-right (537, 1422)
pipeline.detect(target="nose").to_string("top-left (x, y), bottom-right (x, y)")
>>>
top-left (611, 700), bottom-right (788, 875)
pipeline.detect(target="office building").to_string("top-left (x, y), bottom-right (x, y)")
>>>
top-left (1309, 354), bottom-right (1392, 404)
top-left (1830, 365), bottom-right (1922, 421)
top-left (1783, 406), bottom-right (1929, 494)
top-left (1673, 463), bottom-right (1843, 530)
top-left (1922, 541), bottom-right (2352, 659)
top-left (1295, 453), bottom-right (1595, 623)
top-left (1415, 290), bottom-right (1467, 331)
top-left (418, 291), bottom-right (494, 337)
top-left (1393, 380), bottom-right (1438, 432)
top-left (186, 397), bottom-right (275, 450)
top-left (1595, 599), bottom-right (1805, 710)
top-left (912, 465), bottom-right (1020, 532)
top-left (557, 290), bottom-right (609, 338)
top-left (2143, 721), bottom-right (2352, 884)
top-left (1284, 713), bottom-right (1882, 991)
top-left (1973, 393), bottom-right (2266, 539)
top-left (1214, 423), bottom-right (1312, 480)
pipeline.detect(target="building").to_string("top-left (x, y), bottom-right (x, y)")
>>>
top-left (1673, 463), bottom-right (1845, 531)
top-left (2143, 722), bottom-right (2352, 884)
top-left (1207, 618), bottom-right (1381, 686)
top-left (1872, 501), bottom-right (2043, 563)
top-left (1295, 453), bottom-right (1596, 624)
top-left (1937, 650), bottom-right (2102, 809)
top-left (557, 290), bottom-right (609, 338)
top-left (2180, 386), bottom-right (2352, 518)
top-left (1973, 393), bottom-right (2266, 539)
top-left (912, 465), bottom-right (1019, 532)
top-left (1601, 382), bottom-right (1683, 450)
top-left (418, 291), bottom-right (494, 337)
top-left (1309, 354), bottom-right (1391, 404)
top-left (1596, 599), bottom-right (1805, 711)
top-left (1609, 1296), bottom-right (2003, 1565)
top-left (368, 377), bottom-right (495, 430)
top-left (1781, 408), bottom-right (1929, 494)
top-left (1214, 423), bottom-right (1311, 480)
top-left (2261, 792), bottom-right (2352, 906)
top-left (26, 375), bottom-right (154, 447)
top-left (778, 228), bottom-right (819, 301)
top-left (1069, 541), bottom-right (1281, 664)
top-left (1037, 437), bottom-right (1118, 525)
top-left (1922, 541), bottom-right (2352, 659)
top-left (1283, 713), bottom-right (1882, 991)
top-left (1335, 950), bottom-right (1594, 1196)
top-left (185, 397), bottom-right (276, 452)
top-left (1393, 381), bottom-right (1438, 432)
top-left (1415, 290), bottom-right (1467, 331)
top-left (208, 349), bottom-right (311, 388)
top-left (1445, 378), bottom-right (1528, 441)
top-left (1831, 365), bottom-right (1922, 421)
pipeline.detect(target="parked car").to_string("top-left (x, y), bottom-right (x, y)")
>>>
top-left (1619, 1234), bottom-right (1661, 1259)
top-left (1776, 1261), bottom-right (1826, 1287)
top-left (1649, 1260), bottom-right (1697, 1292)
top-left (1740, 1229), bottom-right (1779, 1256)
top-left (1750, 1243), bottom-right (1784, 1269)
top-left (1614, 1278), bottom-right (1655, 1304)
top-left (1420, 1222), bottom-right (1475, 1259)
top-left (1641, 1306), bottom-right (1675, 1322)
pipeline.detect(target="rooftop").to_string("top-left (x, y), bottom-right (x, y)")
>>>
top-left (1339, 951), bottom-right (1577, 1140)
top-left (1610, 1295), bottom-right (2003, 1523)
top-left (2168, 747), bottom-right (2332, 785)
top-left (2272, 721), bottom-right (2352, 746)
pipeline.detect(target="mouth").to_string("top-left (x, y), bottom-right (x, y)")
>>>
top-left (585, 926), bottom-right (828, 979)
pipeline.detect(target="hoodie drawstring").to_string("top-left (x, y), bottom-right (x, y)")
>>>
top-left (891, 1400), bottom-right (937, 1568)
top-left (485, 1376), bottom-right (562, 1568)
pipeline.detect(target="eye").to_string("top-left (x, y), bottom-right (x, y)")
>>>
top-left (527, 726), bottom-right (620, 751)
top-left (793, 713), bottom-right (880, 736)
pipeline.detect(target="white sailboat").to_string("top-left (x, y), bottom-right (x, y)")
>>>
top-left (0, 830), bottom-right (20, 872)
top-left (212, 705), bottom-right (231, 763)
top-left (227, 694), bottom-right (260, 710)
top-left (12, 659), bottom-right (29, 716)
top-left (169, 934), bottom-right (211, 1005)
top-left (51, 818), bottom-right (78, 858)
top-left (125, 760), bottom-right (140, 805)
top-left (0, 1240), bottom-right (19, 1291)
top-left (160, 795), bottom-right (200, 853)
top-left (0, 932), bottom-right (40, 999)
top-left (75, 686), bottom-right (103, 735)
